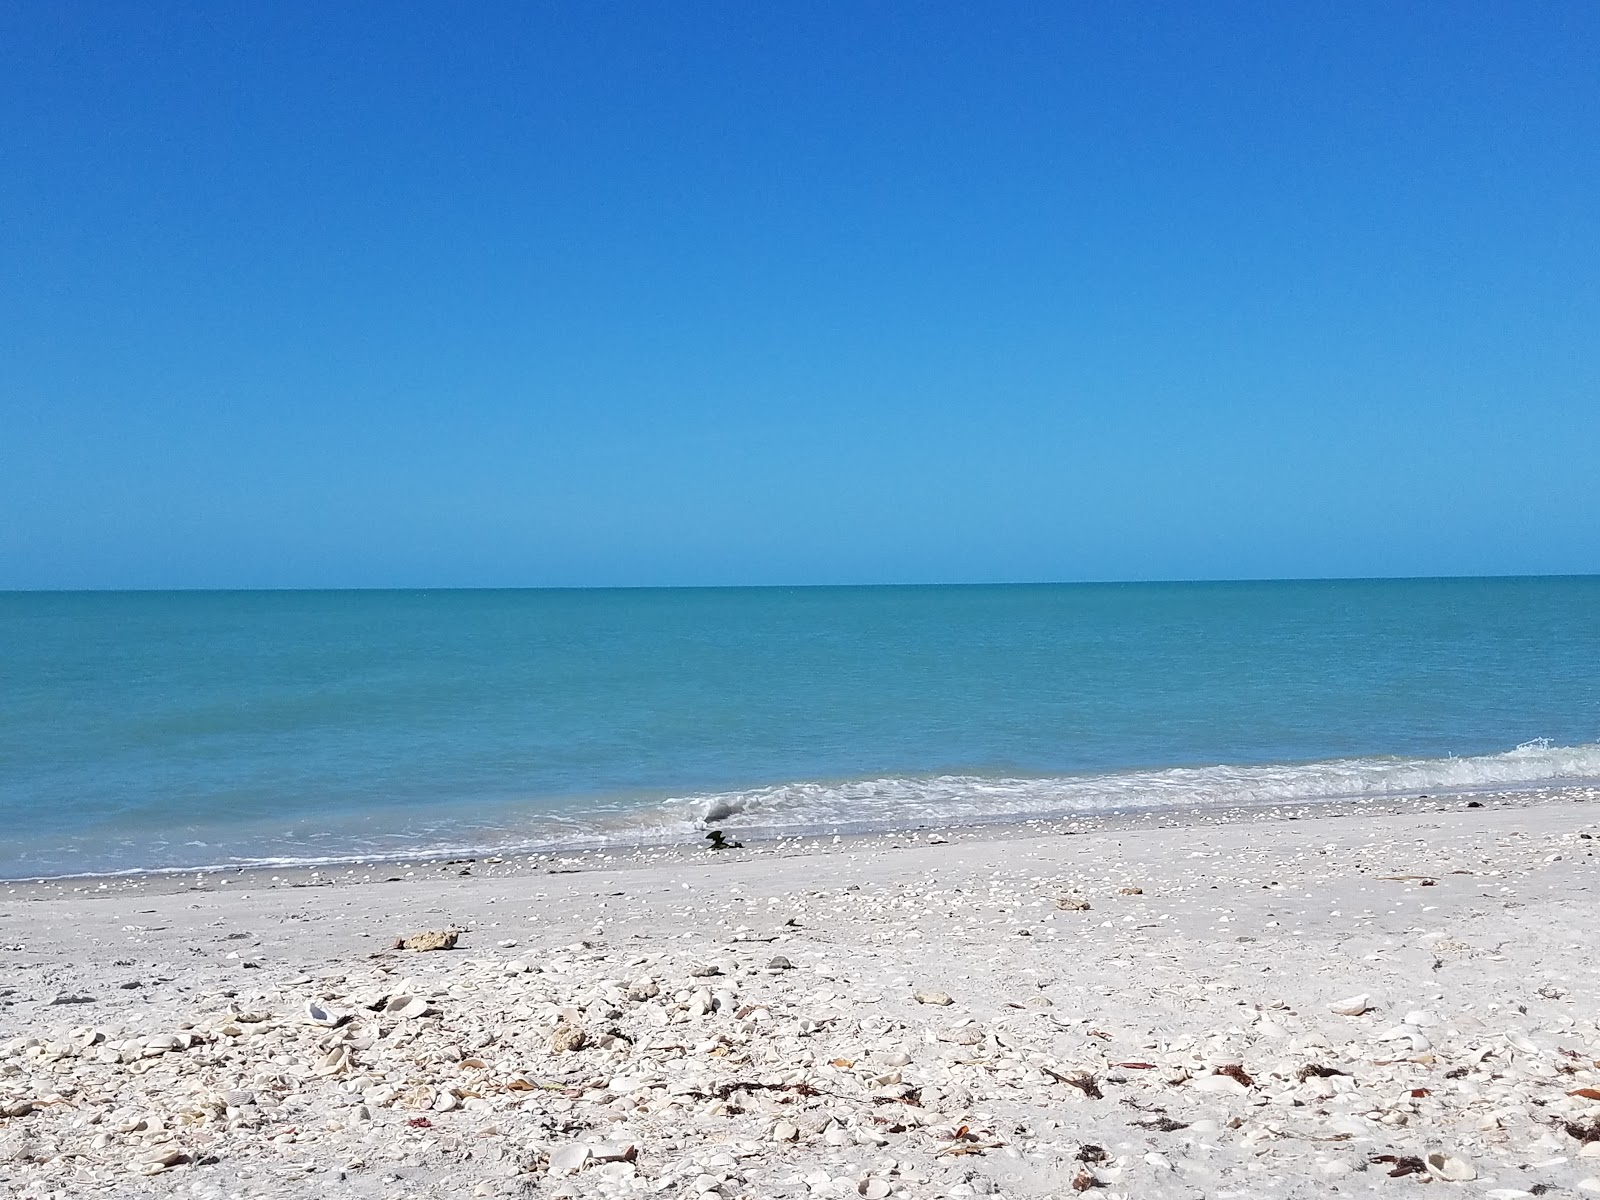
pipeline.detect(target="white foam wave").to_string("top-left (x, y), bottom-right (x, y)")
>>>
top-left (661, 740), bottom-right (1600, 835)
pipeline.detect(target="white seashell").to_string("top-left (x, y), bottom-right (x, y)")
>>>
top-left (303, 1000), bottom-right (347, 1027)
top-left (1404, 1010), bottom-right (1438, 1027)
top-left (1424, 1151), bottom-right (1477, 1181)
top-left (386, 995), bottom-right (430, 1020)
top-left (1190, 1074), bottom-right (1248, 1095)
top-left (858, 1179), bottom-right (891, 1200)
top-left (1504, 1032), bottom-right (1541, 1055)
top-left (1329, 994), bottom-right (1373, 1016)
top-left (548, 1145), bottom-right (590, 1175)
top-left (313, 1046), bottom-right (351, 1076)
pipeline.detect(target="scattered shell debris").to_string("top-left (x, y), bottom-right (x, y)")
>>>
top-left (2, 788), bottom-right (1598, 1197)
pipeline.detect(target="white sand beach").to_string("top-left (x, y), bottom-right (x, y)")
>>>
top-left (3, 792), bottom-right (1599, 1199)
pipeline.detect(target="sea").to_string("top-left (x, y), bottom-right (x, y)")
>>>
top-left (1, 578), bottom-right (1598, 880)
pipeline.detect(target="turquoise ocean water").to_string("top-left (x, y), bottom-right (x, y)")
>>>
top-left (2, 578), bottom-right (1598, 879)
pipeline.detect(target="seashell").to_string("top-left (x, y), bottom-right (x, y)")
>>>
top-left (1190, 1074), bottom-right (1248, 1095)
top-left (1329, 994), bottom-right (1373, 1016)
top-left (313, 1046), bottom-right (351, 1076)
top-left (858, 1179), bottom-right (891, 1199)
top-left (384, 995), bottom-right (430, 1020)
top-left (1504, 1032), bottom-right (1541, 1055)
top-left (941, 1023), bottom-right (985, 1046)
top-left (304, 1000), bottom-right (348, 1027)
top-left (1424, 1151), bottom-right (1477, 1181)
top-left (547, 1144), bottom-right (590, 1175)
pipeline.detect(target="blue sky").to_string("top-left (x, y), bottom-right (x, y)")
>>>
top-left (3, 2), bottom-right (1597, 588)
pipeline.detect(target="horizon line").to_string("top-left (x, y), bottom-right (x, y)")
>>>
top-left (3, 571), bottom-right (1598, 596)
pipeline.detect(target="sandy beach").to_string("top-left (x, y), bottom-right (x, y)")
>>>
top-left (3, 791), bottom-right (1599, 1199)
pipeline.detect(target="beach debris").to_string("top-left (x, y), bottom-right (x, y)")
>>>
top-left (548, 1144), bottom-right (591, 1175)
top-left (1297, 1063), bottom-right (1349, 1081)
top-left (549, 1019), bottom-right (586, 1053)
top-left (1133, 1116), bottom-right (1189, 1132)
top-left (1214, 1063), bottom-right (1254, 1088)
top-left (395, 930), bottom-right (458, 951)
top-left (766, 955), bottom-right (794, 971)
top-left (1117, 886), bottom-right (1144, 895)
top-left (1373, 1154), bottom-right (1428, 1178)
top-left (934, 1124), bottom-right (1003, 1155)
top-left (140, 1147), bottom-right (189, 1175)
top-left (1567, 1121), bottom-right (1600, 1145)
top-left (381, 994), bottom-right (432, 1019)
top-left (1191, 1072), bottom-right (1249, 1095)
top-left (1329, 993), bottom-right (1374, 1016)
top-left (1424, 1151), bottom-right (1478, 1182)
top-left (1042, 1066), bottom-right (1103, 1098)
top-left (303, 1000), bottom-right (349, 1027)
top-left (1057, 895), bottom-right (1092, 911)
top-left (48, 993), bottom-right (95, 1005)
top-left (914, 990), bottom-right (954, 1006)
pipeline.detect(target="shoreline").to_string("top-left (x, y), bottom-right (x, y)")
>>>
top-left (7, 779), bottom-right (1596, 892)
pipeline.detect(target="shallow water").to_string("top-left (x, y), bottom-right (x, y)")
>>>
top-left (2, 578), bottom-right (1597, 877)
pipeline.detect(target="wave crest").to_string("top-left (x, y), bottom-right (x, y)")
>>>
top-left (665, 740), bottom-right (1600, 834)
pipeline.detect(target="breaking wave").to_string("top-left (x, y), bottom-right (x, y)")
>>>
top-left (659, 739), bottom-right (1600, 837)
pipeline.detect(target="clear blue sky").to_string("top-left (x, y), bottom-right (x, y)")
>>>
top-left (3, 2), bottom-right (1596, 588)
